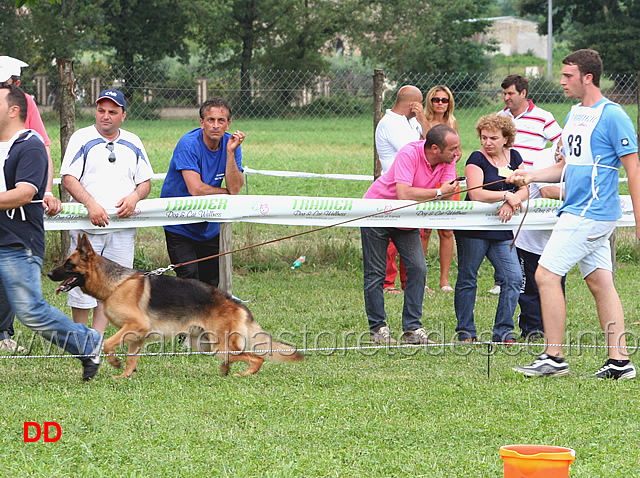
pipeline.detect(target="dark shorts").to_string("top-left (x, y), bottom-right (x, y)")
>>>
top-left (164, 229), bottom-right (220, 288)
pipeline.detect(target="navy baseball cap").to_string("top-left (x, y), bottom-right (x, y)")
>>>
top-left (96, 89), bottom-right (126, 111)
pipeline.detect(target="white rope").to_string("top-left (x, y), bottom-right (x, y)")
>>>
top-left (53, 173), bottom-right (626, 186)
top-left (242, 167), bottom-right (373, 181)
top-left (1, 341), bottom-right (637, 360)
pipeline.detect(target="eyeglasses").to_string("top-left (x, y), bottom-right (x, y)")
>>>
top-left (105, 142), bottom-right (116, 163)
top-left (431, 97), bottom-right (450, 104)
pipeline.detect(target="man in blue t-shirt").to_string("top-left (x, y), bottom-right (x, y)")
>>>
top-left (160, 97), bottom-right (245, 287)
top-left (0, 84), bottom-right (101, 380)
top-left (509, 49), bottom-right (640, 380)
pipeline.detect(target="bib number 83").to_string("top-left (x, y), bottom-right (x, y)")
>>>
top-left (566, 134), bottom-right (582, 157)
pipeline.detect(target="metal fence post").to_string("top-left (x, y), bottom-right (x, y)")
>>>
top-left (373, 69), bottom-right (385, 180)
top-left (196, 77), bottom-right (208, 105)
top-left (34, 74), bottom-right (47, 106)
top-left (90, 76), bottom-right (101, 104)
top-left (219, 223), bottom-right (232, 295)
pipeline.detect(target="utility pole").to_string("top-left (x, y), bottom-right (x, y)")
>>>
top-left (547, 0), bottom-right (553, 79)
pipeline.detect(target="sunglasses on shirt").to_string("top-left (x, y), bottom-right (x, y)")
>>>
top-left (431, 97), bottom-right (450, 104)
top-left (105, 142), bottom-right (116, 163)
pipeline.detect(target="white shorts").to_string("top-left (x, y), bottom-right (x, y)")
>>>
top-left (539, 213), bottom-right (616, 278)
top-left (67, 229), bottom-right (136, 309)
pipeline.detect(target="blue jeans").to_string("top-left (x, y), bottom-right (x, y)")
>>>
top-left (361, 227), bottom-right (426, 333)
top-left (454, 235), bottom-right (521, 341)
top-left (0, 246), bottom-right (101, 357)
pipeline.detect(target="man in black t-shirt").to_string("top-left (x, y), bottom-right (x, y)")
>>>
top-left (0, 84), bottom-right (102, 381)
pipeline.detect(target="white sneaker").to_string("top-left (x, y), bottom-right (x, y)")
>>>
top-left (488, 284), bottom-right (501, 295)
top-left (0, 338), bottom-right (28, 354)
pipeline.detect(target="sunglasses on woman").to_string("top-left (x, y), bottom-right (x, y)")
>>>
top-left (431, 97), bottom-right (450, 104)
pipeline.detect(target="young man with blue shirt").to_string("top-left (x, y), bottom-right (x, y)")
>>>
top-left (161, 97), bottom-right (245, 287)
top-left (510, 49), bottom-right (640, 380)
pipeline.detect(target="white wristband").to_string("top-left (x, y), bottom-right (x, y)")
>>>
top-left (44, 192), bottom-right (54, 197)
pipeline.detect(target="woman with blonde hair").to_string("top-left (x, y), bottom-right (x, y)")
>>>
top-left (424, 85), bottom-right (458, 131)
top-left (420, 85), bottom-right (458, 292)
top-left (453, 114), bottom-right (527, 343)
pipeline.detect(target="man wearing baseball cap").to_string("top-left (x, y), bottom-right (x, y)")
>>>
top-left (95, 88), bottom-right (126, 111)
top-left (0, 56), bottom-right (62, 353)
top-left (59, 88), bottom-right (154, 335)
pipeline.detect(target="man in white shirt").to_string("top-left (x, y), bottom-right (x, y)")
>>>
top-left (60, 89), bottom-right (153, 334)
top-left (375, 85), bottom-right (427, 174)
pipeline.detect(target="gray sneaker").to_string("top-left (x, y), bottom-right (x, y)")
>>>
top-left (0, 338), bottom-right (27, 354)
top-left (402, 328), bottom-right (435, 345)
top-left (513, 354), bottom-right (569, 377)
top-left (370, 326), bottom-right (397, 344)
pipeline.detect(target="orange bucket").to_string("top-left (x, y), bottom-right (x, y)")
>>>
top-left (500, 445), bottom-right (575, 478)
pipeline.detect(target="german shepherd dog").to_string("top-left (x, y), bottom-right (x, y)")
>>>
top-left (48, 233), bottom-right (303, 378)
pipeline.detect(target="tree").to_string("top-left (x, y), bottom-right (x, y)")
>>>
top-left (103, 0), bottom-right (191, 95)
top-left (256, 0), bottom-right (346, 72)
top-left (1, 2), bottom-right (35, 61)
top-left (254, 0), bottom-right (349, 104)
top-left (517, 0), bottom-right (640, 76)
top-left (345, 0), bottom-right (496, 74)
top-left (27, 0), bottom-right (106, 144)
top-left (105, 0), bottom-right (189, 67)
top-left (191, 0), bottom-right (298, 95)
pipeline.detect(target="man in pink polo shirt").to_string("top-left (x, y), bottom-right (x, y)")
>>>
top-left (362, 124), bottom-right (461, 345)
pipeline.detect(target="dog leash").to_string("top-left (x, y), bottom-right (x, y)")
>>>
top-left (145, 178), bottom-right (523, 276)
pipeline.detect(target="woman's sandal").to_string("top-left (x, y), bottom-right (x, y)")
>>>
top-left (383, 287), bottom-right (402, 294)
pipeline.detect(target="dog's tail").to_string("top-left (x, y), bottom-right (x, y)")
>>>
top-left (247, 322), bottom-right (304, 363)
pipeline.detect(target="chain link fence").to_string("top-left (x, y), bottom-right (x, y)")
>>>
top-left (24, 66), bottom-right (639, 177)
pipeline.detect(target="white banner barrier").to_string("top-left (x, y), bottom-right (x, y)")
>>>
top-left (43, 194), bottom-right (636, 231)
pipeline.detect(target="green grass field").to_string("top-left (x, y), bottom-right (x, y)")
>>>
top-left (2, 114), bottom-right (640, 477)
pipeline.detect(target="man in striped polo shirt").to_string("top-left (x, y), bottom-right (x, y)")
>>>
top-left (499, 74), bottom-right (562, 168)
top-left (499, 74), bottom-right (563, 340)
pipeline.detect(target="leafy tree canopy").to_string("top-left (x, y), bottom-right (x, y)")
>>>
top-left (345, 0), bottom-right (497, 74)
top-left (517, 0), bottom-right (640, 75)
top-left (103, 0), bottom-right (191, 69)
top-left (2, 2), bottom-right (34, 61)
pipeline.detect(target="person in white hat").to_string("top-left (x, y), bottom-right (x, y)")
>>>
top-left (0, 56), bottom-right (61, 216)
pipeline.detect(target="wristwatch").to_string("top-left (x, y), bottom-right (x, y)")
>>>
top-left (435, 188), bottom-right (442, 199)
